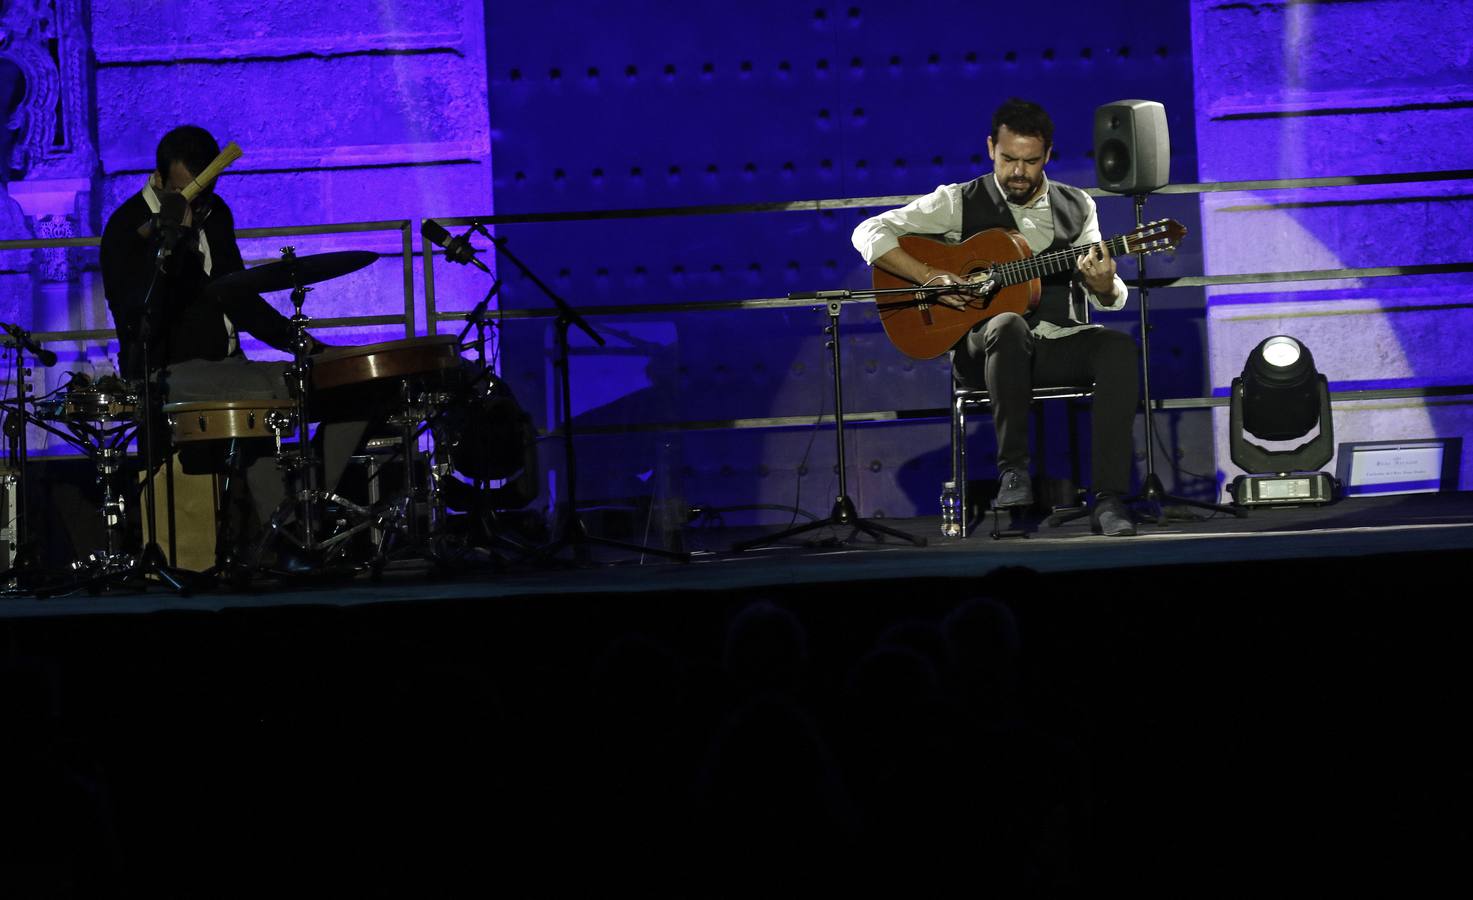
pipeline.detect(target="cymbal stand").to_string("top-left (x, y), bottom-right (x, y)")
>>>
top-left (282, 247), bottom-right (322, 547)
top-left (734, 292), bottom-right (930, 552)
top-left (252, 247), bottom-right (376, 575)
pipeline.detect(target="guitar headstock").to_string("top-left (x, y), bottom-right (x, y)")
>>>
top-left (1121, 218), bottom-right (1186, 256)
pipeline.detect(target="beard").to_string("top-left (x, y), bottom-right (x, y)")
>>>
top-left (1002, 175), bottom-right (1042, 204)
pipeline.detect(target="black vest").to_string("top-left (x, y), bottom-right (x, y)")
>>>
top-left (959, 175), bottom-right (1090, 328)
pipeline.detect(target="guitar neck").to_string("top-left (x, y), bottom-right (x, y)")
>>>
top-left (995, 233), bottom-right (1130, 287)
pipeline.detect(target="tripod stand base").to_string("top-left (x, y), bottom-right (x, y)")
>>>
top-left (534, 515), bottom-right (691, 566)
top-left (732, 495), bottom-right (927, 552)
top-left (1128, 473), bottom-right (1246, 525)
top-left (69, 541), bottom-right (199, 596)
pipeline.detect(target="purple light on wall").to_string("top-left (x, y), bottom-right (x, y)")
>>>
top-left (1190, 0), bottom-right (1473, 491)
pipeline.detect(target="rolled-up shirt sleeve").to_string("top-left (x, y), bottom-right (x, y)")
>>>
top-left (1073, 193), bottom-right (1128, 311)
top-left (851, 183), bottom-right (964, 265)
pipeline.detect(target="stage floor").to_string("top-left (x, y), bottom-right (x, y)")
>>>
top-left (5, 491), bottom-right (1472, 619)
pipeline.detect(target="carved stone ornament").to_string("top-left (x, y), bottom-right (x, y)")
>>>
top-left (0, 0), bottom-right (92, 181)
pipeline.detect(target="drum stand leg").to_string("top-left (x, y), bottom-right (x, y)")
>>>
top-left (366, 383), bottom-right (471, 573)
top-left (248, 257), bottom-right (373, 579)
top-left (200, 438), bottom-right (259, 588)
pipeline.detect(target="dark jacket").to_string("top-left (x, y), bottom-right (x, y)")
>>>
top-left (100, 190), bottom-right (296, 379)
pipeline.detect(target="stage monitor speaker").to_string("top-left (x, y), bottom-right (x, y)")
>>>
top-left (1094, 99), bottom-right (1170, 194)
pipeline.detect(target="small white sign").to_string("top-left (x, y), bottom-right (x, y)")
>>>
top-left (1345, 444), bottom-right (1444, 495)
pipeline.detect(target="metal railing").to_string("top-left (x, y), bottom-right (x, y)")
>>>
top-left (4, 168), bottom-right (1471, 435)
top-left (0, 219), bottom-right (417, 343)
top-left (423, 167), bottom-right (1473, 429)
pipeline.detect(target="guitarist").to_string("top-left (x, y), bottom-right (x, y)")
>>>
top-left (851, 98), bottom-right (1138, 536)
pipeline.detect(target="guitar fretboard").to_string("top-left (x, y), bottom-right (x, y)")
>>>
top-left (993, 235), bottom-right (1131, 287)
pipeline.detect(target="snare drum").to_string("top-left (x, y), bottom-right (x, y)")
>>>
top-left (164, 399), bottom-right (298, 443)
top-left (311, 336), bottom-right (464, 391)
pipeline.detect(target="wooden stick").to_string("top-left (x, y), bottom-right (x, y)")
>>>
top-left (182, 141), bottom-right (243, 201)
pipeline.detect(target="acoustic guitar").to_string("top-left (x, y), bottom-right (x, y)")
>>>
top-left (871, 218), bottom-right (1186, 359)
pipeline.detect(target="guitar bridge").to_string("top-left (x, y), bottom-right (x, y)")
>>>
top-left (915, 293), bottom-right (933, 326)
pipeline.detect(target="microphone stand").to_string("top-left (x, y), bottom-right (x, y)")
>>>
top-left (100, 224), bottom-right (197, 593)
top-left (733, 287), bottom-right (939, 552)
top-left (1123, 192), bottom-right (1243, 524)
top-left (481, 233), bottom-right (689, 564)
top-left (447, 271), bottom-right (546, 564)
top-left (456, 242), bottom-right (501, 366)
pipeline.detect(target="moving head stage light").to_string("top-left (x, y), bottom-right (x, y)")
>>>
top-left (1228, 335), bottom-right (1338, 507)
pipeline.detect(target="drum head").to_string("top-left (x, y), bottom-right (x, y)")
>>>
top-left (312, 336), bottom-right (463, 391)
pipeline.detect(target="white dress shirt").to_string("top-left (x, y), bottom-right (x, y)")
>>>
top-left (852, 174), bottom-right (1128, 339)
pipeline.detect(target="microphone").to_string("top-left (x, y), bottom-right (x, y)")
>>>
top-left (0, 322), bottom-right (58, 367)
top-left (967, 274), bottom-right (1001, 300)
top-left (422, 220), bottom-right (492, 274)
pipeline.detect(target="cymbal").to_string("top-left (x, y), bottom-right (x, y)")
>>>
top-left (208, 250), bottom-right (378, 295)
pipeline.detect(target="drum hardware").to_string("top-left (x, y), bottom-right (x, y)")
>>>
top-left (221, 246), bottom-right (386, 579)
top-left (342, 345), bottom-right (548, 572)
top-left (356, 377), bottom-right (451, 572)
top-left (0, 357), bottom-right (166, 592)
top-left (0, 466), bottom-right (17, 573)
top-left (0, 327), bottom-right (183, 594)
top-left (0, 345), bottom-right (46, 592)
top-left (40, 391), bottom-right (145, 582)
top-left (305, 336), bottom-right (486, 572)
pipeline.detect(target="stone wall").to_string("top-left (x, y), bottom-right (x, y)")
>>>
top-left (1191, 0), bottom-right (1473, 493)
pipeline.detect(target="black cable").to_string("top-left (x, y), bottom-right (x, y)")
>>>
top-left (783, 344), bottom-right (831, 534)
top-left (690, 503), bottom-right (821, 529)
top-left (1146, 414), bottom-right (1228, 519)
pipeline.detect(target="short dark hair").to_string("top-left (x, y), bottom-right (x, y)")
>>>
top-left (155, 125), bottom-right (220, 179)
top-left (991, 98), bottom-right (1054, 151)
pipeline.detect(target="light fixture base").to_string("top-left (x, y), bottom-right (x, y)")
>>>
top-left (1230, 471), bottom-right (1338, 507)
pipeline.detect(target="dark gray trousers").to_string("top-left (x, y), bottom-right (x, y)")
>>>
top-left (952, 313), bottom-right (1139, 497)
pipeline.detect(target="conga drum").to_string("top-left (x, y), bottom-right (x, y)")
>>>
top-left (158, 399), bottom-right (300, 571)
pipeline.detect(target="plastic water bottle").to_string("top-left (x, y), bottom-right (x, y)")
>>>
top-left (940, 480), bottom-right (962, 537)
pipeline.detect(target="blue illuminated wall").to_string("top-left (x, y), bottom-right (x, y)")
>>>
top-left (483, 1), bottom-right (1205, 523)
top-left (1191, 0), bottom-right (1473, 492)
top-left (1, 0), bottom-right (490, 457)
top-left (3, 0), bottom-right (1208, 513)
